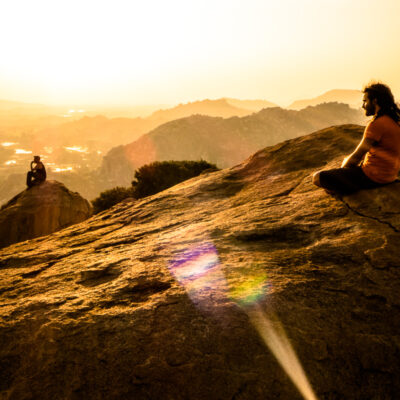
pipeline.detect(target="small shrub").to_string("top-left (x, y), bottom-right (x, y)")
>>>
top-left (131, 160), bottom-right (218, 198)
top-left (91, 186), bottom-right (135, 214)
top-left (91, 160), bottom-right (218, 214)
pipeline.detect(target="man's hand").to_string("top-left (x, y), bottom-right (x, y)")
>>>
top-left (341, 155), bottom-right (358, 168)
top-left (341, 137), bottom-right (375, 169)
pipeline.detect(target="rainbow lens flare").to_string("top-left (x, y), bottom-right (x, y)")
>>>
top-left (170, 242), bottom-right (219, 282)
top-left (168, 239), bottom-right (318, 400)
top-left (169, 242), bottom-right (228, 305)
top-left (228, 266), bottom-right (269, 307)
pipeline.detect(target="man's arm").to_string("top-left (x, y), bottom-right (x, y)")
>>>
top-left (32, 162), bottom-right (44, 171)
top-left (341, 137), bottom-right (375, 168)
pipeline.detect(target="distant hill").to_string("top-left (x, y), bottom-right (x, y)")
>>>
top-left (0, 98), bottom-right (271, 165)
top-left (288, 89), bottom-right (363, 110)
top-left (224, 98), bottom-right (277, 111)
top-left (0, 97), bottom-right (271, 121)
top-left (148, 98), bottom-right (255, 124)
top-left (100, 102), bottom-right (367, 188)
top-left (0, 99), bottom-right (49, 110)
top-left (0, 97), bottom-right (278, 204)
top-left (0, 98), bottom-right (366, 203)
top-left (1, 97), bottom-right (276, 149)
top-left (0, 99), bottom-right (69, 120)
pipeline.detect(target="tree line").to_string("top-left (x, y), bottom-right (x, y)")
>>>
top-left (91, 160), bottom-right (218, 214)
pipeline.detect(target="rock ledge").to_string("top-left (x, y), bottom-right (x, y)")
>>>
top-left (0, 180), bottom-right (92, 248)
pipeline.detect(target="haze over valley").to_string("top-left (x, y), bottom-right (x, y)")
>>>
top-left (0, 91), bottom-right (367, 205)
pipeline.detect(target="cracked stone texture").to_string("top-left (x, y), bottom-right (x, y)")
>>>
top-left (1, 124), bottom-right (400, 400)
top-left (0, 180), bottom-right (92, 249)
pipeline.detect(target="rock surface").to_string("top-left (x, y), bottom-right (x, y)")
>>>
top-left (1, 125), bottom-right (400, 399)
top-left (0, 180), bottom-right (92, 248)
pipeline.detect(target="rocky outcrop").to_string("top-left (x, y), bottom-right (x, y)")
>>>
top-left (0, 180), bottom-right (92, 248)
top-left (0, 125), bottom-right (399, 399)
top-left (100, 102), bottom-right (366, 188)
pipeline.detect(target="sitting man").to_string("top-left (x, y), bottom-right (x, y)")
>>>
top-left (27, 155), bottom-right (47, 188)
top-left (312, 82), bottom-right (400, 195)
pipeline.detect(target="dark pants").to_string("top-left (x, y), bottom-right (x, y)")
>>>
top-left (318, 167), bottom-right (385, 195)
top-left (26, 171), bottom-right (45, 188)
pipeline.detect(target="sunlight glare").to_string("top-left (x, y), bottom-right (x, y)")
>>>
top-left (53, 167), bottom-right (73, 173)
top-left (15, 149), bottom-right (32, 154)
top-left (65, 146), bottom-right (88, 153)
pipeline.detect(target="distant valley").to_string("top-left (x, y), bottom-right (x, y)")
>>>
top-left (0, 98), bottom-right (277, 204)
top-left (101, 102), bottom-right (366, 189)
top-left (0, 92), bottom-right (366, 205)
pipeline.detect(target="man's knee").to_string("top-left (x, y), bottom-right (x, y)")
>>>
top-left (312, 171), bottom-right (322, 187)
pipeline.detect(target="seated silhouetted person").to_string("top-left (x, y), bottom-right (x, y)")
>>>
top-left (27, 155), bottom-right (46, 188)
top-left (312, 82), bottom-right (400, 195)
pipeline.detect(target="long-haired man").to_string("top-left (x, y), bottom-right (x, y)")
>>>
top-left (312, 82), bottom-right (400, 195)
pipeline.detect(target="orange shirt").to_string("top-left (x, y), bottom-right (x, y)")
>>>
top-left (362, 115), bottom-right (400, 183)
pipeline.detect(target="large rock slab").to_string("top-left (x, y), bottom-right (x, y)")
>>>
top-left (0, 125), bottom-right (399, 399)
top-left (0, 180), bottom-right (92, 248)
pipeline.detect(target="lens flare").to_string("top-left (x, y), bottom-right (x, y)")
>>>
top-left (228, 266), bottom-right (269, 307)
top-left (169, 242), bottom-right (228, 306)
top-left (248, 305), bottom-right (318, 400)
top-left (170, 242), bottom-right (219, 283)
top-left (168, 238), bottom-right (318, 400)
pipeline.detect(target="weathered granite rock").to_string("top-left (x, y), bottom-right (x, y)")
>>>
top-left (0, 180), bottom-right (92, 248)
top-left (1, 125), bottom-right (400, 400)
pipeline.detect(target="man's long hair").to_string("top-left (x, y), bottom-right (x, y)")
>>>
top-left (363, 82), bottom-right (400, 122)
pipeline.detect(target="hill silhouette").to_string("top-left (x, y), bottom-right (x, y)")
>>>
top-left (0, 98), bottom-right (271, 205)
top-left (148, 98), bottom-right (260, 123)
top-left (0, 97), bottom-right (272, 172)
top-left (288, 89), bottom-right (362, 110)
top-left (1, 125), bottom-right (399, 399)
top-left (224, 97), bottom-right (277, 111)
top-left (101, 102), bottom-right (366, 188)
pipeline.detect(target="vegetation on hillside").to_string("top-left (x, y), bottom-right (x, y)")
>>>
top-left (91, 186), bottom-right (135, 214)
top-left (91, 160), bottom-right (218, 214)
top-left (132, 160), bottom-right (218, 198)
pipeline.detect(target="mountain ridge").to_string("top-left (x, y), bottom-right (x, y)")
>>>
top-left (288, 89), bottom-right (362, 110)
top-left (100, 102), bottom-right (367, 188)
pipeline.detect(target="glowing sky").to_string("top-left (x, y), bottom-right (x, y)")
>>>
top-left (0, 0), bottom-right (399, 106)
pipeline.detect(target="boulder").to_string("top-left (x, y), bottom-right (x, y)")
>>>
top-left (0, 125), bottom-right (399, 399)
top-left (0, 180), bottom-right (92, 248)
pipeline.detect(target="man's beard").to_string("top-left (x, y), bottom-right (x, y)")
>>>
top-left (365, 106), bottom-right (375, 116)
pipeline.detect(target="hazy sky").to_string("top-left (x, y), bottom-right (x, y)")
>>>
top-left (1, 0), bottom-right (399, 107)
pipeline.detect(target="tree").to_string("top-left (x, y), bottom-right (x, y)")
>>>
top-left (131, 160), bottom-right (218, 198)
top-left (91, 160), bottom-right (218, 214)
top-left (91, 186), bottom-right (135, 214)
